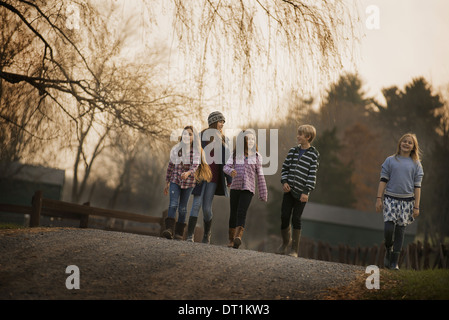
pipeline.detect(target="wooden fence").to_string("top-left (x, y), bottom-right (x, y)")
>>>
top-left (0, 190), bottom-right (164, 232)
top-left (298, 237), bottom-right (449, 270)
top-left (1, 191), bottom-right (448, 270)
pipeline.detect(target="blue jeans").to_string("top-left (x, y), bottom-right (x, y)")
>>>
top-left (167, 182), bottom-right (193, 223)
top-left (189, 182), bottom-right (217, 222)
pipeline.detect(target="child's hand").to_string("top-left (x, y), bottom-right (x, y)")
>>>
top-left (164, 183), bottom-right (169, 196)
top-left (375, 198), bottom-right (382, 213)
top-left (230, 170), bottom-right (237, 178)
top-left (300, 194), bottom-right (309, 203)
top-left (181, 171), bottom-right (190, 180)
top-left (282, 183), bottom-right (291, 193)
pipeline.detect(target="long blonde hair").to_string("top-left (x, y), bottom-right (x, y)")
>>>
top-left (175, 126), bottom-right (212, 183)
top-left (395, 133), bottom-right (422, 162)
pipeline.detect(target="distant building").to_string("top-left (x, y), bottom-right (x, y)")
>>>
top-left (0, 162), bottom-right (65, 226)
top-left (301, 202), bottom-right (417, 247)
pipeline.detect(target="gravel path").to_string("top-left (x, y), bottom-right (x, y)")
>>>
top-left (0, 227), bottom-right (364, 300)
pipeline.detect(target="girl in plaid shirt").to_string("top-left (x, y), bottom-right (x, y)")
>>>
top-left (163, 126), bottom-right (212, 240)
top-left (223, 129), bottom-right (268, 249)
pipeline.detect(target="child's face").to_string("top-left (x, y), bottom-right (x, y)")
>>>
top-left (216, 120), bottom-right (224, 131)
top-left (297, 131), bottom-right (309, 145)
top-left (400, 136), bottom-right (414, 154)
top-left (182, 129), bottom-right (194, 144)
top-left (246, 133), bottom-right (256, 150)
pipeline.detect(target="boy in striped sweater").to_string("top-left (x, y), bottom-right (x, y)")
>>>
top-left (278, 125), bottom-right (320, 257)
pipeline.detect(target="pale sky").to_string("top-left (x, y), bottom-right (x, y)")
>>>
top-left (356, 0), bottom-right (449, 103)
top-left (101, 0), bottom-right (449, 126)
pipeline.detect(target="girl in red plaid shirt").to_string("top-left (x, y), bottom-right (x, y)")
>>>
top-left (223, 129), bottom-right (268, 248)
top-left (163, 126), bottom-right (211, 239)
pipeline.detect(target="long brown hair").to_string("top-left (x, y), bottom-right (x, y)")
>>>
top-left (203, 121), bottom-right (227, 146)
top-left (232, 129), bottom-right (258, 160)
top-left (176, 126), bottom-right (212, 182)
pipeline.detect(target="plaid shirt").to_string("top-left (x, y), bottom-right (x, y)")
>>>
top-left (223, 152), bottom-right (268, 202)
top-left (165, 147), bottom-right (200, 189)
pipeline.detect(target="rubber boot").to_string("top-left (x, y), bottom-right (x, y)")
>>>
top-left (227, 228), bottom-right (236, 247)
top-left (233, 226), bottom-right (245, 249)
top-left (202, 219), bottom-right (212, 244)
top-left (174, 222), bottom-right (186, 240)
top-left (390, 251), bottom-right (401, 270)
top-left (384, 246), bottom-right (392, 269)
top-left (186, 216), bottom-right (197, 242)
top-left (289, 229), bottom-right (301, 257)
top-left (162, 217), bottom-right (176, 239)
top-left (276, 227), bottom-right (291, 255)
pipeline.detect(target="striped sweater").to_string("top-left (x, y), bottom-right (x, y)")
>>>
top-left (280, 145), bottom-right (320, 195)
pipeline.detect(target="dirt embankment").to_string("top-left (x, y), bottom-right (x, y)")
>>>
top-left (0, 227), bottom-right (364, 300)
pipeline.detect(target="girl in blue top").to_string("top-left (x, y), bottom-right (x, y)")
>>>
top-left (376, 133), bottom-right (424, 270)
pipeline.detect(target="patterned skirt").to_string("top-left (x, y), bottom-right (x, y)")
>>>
top-left (383, 195), bottom-right (415, 226)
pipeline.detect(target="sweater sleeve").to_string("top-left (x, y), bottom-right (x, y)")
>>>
top-left (256, 154), bottom-right (268, 202)
top-left (223, 154), bottom-right (235, 176)
top-left (165, 161), bottom-right (174, 183)
top-left (414, 162), bottom-right (424, 188)
top-left (380, 157), bottom-right (391, 182)
top-left (303, 151), bottom-right (319, 195)
top-left (280, 147), bottom-right (295, 184)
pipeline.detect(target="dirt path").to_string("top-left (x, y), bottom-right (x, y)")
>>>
top-left (0, 227), bottom-right (364, 300)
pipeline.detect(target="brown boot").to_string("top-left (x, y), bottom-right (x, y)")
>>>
top-left (174, 222), bottom-right (186, 240)
top-left (162, 217), bottom-right (176, 239)
top-left (289, 229), bottom-right (301, 257)
top-left (276, 227), bottom-right (291, 255)
top-left (227, 228), bottom-right (236, 247)
top-left (233, 226), bottom-right (245, 249)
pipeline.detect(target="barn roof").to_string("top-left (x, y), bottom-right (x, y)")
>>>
top-left (1, 162), bottom-right (65, 186)
top-left (303, 202), bottom-right (417, 235)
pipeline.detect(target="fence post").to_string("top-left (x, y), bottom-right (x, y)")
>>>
top-left (30, 190), bottom-right (43, 227)
top-left (416, 241), bottom-right (422, 270)
top-left (439, 244), bottom-right (447, 269)
top-left (423, 241), bottom-right (431, 269)
top-left (159, 209), bottom-right (167, 236)
top-left (80, 202), bottom-right (90, 228)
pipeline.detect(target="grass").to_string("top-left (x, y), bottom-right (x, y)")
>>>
top-left (0, 223), bottom-right (25, 229)
top-left (323, 268), bottom-right (449, 300)
top-left (363, 268), bottom-right (449, 300)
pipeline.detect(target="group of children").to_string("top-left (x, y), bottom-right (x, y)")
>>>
top-left (163, 111), bottom-right (424, 269)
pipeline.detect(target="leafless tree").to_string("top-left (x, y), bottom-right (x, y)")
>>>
top-left (0, 0), bottom-right (190, 138)
top-left (0, 0), bottom-right (191, 203)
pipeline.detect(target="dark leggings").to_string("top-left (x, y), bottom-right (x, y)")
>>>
top-left (281, 192), bottom-right (307, 230)
top-left (229, 189), bottom-right (254, 228)
top-left (384, 221), bottom-right (406, 252)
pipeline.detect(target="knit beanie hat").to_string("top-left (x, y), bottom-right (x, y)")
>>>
top-left (207, 111), bottom-right (226, 126)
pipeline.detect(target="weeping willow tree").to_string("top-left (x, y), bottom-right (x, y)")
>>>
top-left (1, 0), bottom-right (360, 138)
top-left (164, 0), bottom-right (361, 123)
top-left (1, 0), bottom-right (360, 203)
